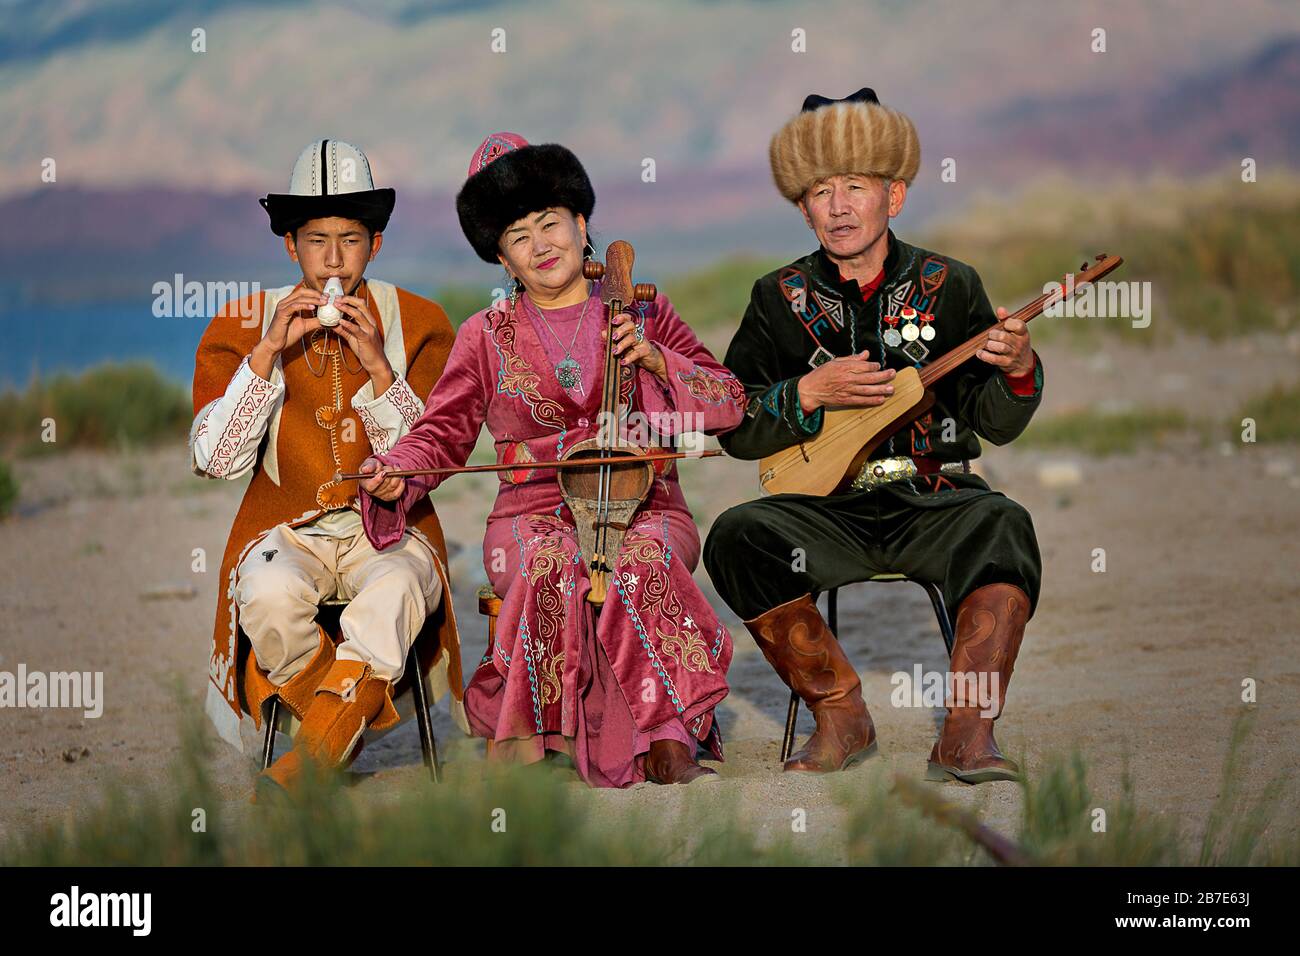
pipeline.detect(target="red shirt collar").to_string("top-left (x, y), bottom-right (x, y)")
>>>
top-left (837, 265), bottom-right (886, 301)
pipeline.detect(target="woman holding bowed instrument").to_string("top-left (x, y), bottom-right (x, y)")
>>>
top-left (358, 133), bottom-right (747, 787)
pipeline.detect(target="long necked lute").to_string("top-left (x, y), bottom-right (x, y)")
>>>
top-left (758, 253), bottom-right (1123, 496)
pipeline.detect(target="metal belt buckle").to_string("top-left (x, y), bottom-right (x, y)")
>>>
top-left (851, 455), bottom-right (917, 491)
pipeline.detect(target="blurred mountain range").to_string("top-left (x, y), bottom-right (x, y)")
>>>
top-left (1, 0), bottom-right (1297, 305)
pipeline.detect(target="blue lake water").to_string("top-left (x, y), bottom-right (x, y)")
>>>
top-left (0, 303), bottom-right (207, 391)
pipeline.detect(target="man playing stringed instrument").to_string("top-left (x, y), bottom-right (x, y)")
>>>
top-left (704, 89), bottom-right (1044, 783)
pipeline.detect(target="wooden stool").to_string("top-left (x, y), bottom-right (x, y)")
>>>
top-left (779, 575), bottom-right (957, 763)
top-left (477, 584), bottom-right (503, 756)
top-left (260, 598), bottom-right (440, 783)
top-left (477, 582), bottom-right (503, 641)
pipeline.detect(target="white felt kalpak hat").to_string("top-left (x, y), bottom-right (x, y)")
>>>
top-left (259, 139), bottom-right (396, 236)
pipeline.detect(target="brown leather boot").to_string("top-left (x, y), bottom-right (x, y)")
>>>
top-left (644, 740), bottom-right (718, 785)
top-left (256, 659), bottom-right (401, 801)
top-left (927, 583), bottom-right (1030, 784)
top-left (744, 594), bottom-right (877, 773)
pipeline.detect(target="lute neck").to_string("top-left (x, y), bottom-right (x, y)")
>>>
top-left (916, 255), bottom-right (1121, 389)
top-left (916, 288), bottom-right (1053, 388)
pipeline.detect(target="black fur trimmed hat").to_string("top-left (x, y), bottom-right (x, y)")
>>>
top-left (456, 132), bottom-right (596, 263)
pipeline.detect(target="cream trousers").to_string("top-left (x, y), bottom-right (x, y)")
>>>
top-left (235, 523), bottom-right (441, 685)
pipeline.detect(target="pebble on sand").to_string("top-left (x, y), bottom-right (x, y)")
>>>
top-left (138, 583), bottom-right (198, 601)
top-left (1037, 461), bottom-right (1083, 490)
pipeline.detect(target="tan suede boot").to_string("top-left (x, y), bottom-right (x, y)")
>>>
top-left (244, 625), bottom-right (336, 728)
top-left (926, 583), bottom-right (1030, 784)
top-left (744, 594), bottom-right (876, 773)
top-left (276, 626), bottom-right (337, 721)
top-left (644, 740), bottom-right (718, 785)
top-left (256, 659), bottom-right (401, 801)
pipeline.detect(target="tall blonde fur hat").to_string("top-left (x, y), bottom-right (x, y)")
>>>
top-left (769, 88), bottom-right (920, 203)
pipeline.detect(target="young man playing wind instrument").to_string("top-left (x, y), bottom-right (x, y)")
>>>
top-left (190, 139), bottom-right (464, 799)
top-left (704, 89), bottom-right (1044, 783)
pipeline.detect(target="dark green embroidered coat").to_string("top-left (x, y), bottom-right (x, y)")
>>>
top-left (720, 230), bottom-right (1044, 464)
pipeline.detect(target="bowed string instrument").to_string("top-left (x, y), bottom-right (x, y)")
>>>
top-left (338, 239), bottom-right (719, 606)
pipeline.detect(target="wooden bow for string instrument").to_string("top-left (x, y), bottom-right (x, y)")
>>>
top-left (758, 253), bottom-right (1124, 496)
top-left (335, 449), bottom-right (722, 482)
top-left (342, 240), bottom-right (721, 606)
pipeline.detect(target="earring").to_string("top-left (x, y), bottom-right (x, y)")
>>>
top-left (503, 267), bottom-right (517, 306)
top-left (508, 279), bottom-right (520, 310)
top-left (583, 238), bottom-right (595, 260)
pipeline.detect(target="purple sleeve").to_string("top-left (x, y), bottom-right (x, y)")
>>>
top-left (360, 316), bottom-right (490, 550)
top-left (636, 293), bottom-right (747, 436)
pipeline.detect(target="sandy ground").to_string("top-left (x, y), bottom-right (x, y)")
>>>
top-left (1, 333), bottom-right (1297, 860)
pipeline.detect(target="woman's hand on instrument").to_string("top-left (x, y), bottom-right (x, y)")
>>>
top-left (977, 307), bottom-right (1033, 377)
top-left (358, 457), bottom-right (406, 501)
top-left (608, 312), bottom-right (668, 384)
top-left (797, 351), bottom-right (896, 413)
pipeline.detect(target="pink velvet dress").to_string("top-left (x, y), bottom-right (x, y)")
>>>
top-left (360, 284), bottom-right (747, 787)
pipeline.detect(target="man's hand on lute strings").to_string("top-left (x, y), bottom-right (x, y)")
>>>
top-left (976, 307), bottom-right (1034, 377)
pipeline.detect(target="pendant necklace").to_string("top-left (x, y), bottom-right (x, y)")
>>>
top-left (527, 282), bottom-right (592, 394)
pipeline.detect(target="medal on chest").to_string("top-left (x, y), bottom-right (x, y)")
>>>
top-left (883, 314), bottom-right (903, 347)
top-left (885, 306), bottom-right (936, 362)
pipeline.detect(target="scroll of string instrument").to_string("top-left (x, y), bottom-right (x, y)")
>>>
top-left (558, 240), bottom-right (659, 606)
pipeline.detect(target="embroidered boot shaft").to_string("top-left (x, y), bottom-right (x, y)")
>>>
top-left (927, 582), bottom-right (1029, 784)
top-left (744, 594), bottom-right (877, 773)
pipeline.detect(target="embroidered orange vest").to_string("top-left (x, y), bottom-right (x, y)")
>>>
top-left (278, 326), bottom-right (374, 511)
top-left (195, 284), bottom-right (465, 748)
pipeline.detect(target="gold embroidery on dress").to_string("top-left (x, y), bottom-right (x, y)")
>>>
top-left (618, 523), bottom-right (713, 673)
top-left (522, 525), bottom-right (572, 710)
top-left (525, 536), bottom-right (569, 586)
top-left (490, 309), bottom-right (566, 430)
top-left (657, 625), bottom-right (715, 674)
top-left (539, 650), bottom-right (565, 705)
